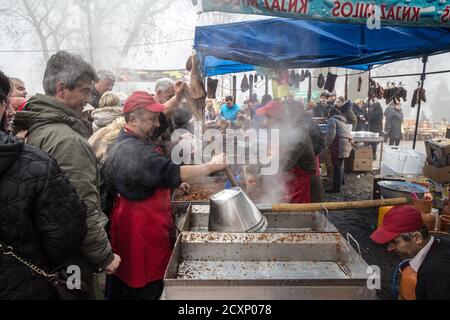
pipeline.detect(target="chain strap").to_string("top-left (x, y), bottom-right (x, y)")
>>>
top-left (0, 243), bottom-right (55, 280)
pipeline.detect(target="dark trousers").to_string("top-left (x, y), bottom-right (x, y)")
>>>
top-left (333, 158), bottom-right (345, 191)
top-left (389, 138), bottom-right (401, 146)
top-left (106, 275), bottom-right (163, 300)
top-left (370, 142), bottom-right (378, 159)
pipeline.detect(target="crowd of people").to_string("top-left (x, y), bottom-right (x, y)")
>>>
top-left (2, 51), bottom-right (447, 301)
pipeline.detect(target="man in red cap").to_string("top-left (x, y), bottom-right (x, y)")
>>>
top-left (371, 205), bottom-right (450, 300)
top-left (105, 91), bottom-right (227, 300)
top-left (256, 100), bottom-right (316, 203)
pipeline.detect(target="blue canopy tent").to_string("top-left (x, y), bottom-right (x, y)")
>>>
top-left (194, 18), bottom-right (450, 148)
top-left (194, 18), bottom-right (450, 76)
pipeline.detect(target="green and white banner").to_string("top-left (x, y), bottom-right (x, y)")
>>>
top-left (197, 0), bottom-right (450, 28)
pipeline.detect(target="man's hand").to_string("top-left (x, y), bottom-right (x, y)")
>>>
top-left (15, 130), bottom-right (28, 141)
top-left (104, 254), bottom-right (121, 275)
top-left (178, 182), bottom-right (191, 194)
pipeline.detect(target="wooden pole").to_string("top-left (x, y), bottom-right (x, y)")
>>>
top-left (224, 166), bottom-right (238, 187)
top-left (258, 197), bottom-right (408, 212)
top-left (413, 56), bottom-right (428, 150)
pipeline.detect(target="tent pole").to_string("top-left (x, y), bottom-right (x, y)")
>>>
top-left (345, 70), bottom-right (348, 100)
top-left (412, 56), bottom-right (428, 150)
top-left (265, 75), bottom-right (269, 96)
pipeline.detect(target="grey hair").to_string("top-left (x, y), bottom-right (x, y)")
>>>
top-left (155, 78), bottom-right (175, 92)
top-left (43, 51), bottom-right (98, 96)
top-left (97, 69), bottom-right (116, 83)
top-left (9, 77), bottom-right (23, 83)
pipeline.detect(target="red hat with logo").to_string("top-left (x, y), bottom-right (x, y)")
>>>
top-left (123, 91), bottom-right (165, 114)
top-left (370, 205), bottom-right (424, 244)
top-left (256, 101), bottom-right (284, 118)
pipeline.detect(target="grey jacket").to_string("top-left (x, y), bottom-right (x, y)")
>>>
top-left (326, 115), bottom-right (353, 159)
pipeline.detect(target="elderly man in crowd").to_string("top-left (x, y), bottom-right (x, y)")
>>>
top-left (12, 51), bottom-right (121, 298)
top-left (91, 70), bottom-right (116, 108)
top-left (105, 91), bottom-right (227, 300)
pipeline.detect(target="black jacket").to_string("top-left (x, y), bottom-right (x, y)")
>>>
top-left (313, 102), bottom-right (329, 118)
top-left (0, 132), bottom-right (87, 299)
top-left (385, 107), bottom-right (403, 140)
top-left (106, 129), bottom-right (182, 201)
top-left (352, 103), bottom-right (368, 132)
top-left (367, 101), bottom-right (383, 134)
top-left (416, 237), bottom-right (450, 300)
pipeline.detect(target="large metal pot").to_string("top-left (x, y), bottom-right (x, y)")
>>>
top-left (209, 187), bottom-right (267, 232)
top-left (377, 181), bottom-right (428, 203)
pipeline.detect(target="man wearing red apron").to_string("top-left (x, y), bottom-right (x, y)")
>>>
top-left (256, 101), bottom-right (317, 203)
top-left (105, 91), bottom-right (226, 299)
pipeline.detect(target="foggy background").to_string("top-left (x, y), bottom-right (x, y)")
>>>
top-left (1, 0), bottom-right (449, 122)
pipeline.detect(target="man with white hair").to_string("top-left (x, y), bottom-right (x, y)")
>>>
top-left (154, 77), bottom-right (176, 104)
top-left (91, 70), bottom-right (116, 108)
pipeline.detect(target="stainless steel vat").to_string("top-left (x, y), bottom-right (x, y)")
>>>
top-left (163, 232), bottom-right (376, 300)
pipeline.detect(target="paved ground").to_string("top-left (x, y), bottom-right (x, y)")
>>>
top-left (323, 172), bottom-right (402, 300)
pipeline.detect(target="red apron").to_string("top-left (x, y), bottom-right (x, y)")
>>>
top-left (109, 141), bottom-right (174, 288)
top-left (110, 189), bottom-right (173, 288)
top-left (282, 166), bottom-right (312, 204)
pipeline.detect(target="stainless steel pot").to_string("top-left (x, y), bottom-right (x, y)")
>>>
top-left (209, 187), bottom-right (267, 232)
top-left (377, 181), bottom-right (428, 203)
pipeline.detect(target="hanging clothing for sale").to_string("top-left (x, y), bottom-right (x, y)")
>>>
top-left (369, 79), bottom-right (384, 100)
top-left (300, 70), bottom-right (305, 82)
top-left (289, 70), bottom-right (296, 87)
top-left (411, 88), bottom-right (427, 108)
top-left (317, 73), bottom-right (325, 88)
top-left (384, 83), bottom-right (407, 104)
top-left (207, 78), bottom-right (219, 99)
top-left (324, 72), bottom-right (338, 92)
top-left (357, 76), bottom-right (363, 92)
top-left (254, 74), bottom-right (258, 82)
top-left (294, 72), bottom-right (301, 88)
top-left (241, 74), bottom-right (249, 92)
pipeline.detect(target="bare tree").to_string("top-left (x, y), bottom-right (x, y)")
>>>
top-left (0, 0), bottom-right (76, 61)
top-left (0, 0), bottom-right (175, 67)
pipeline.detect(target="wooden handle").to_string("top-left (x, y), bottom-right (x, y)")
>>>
top-left (224, 166), bottom-right (238, 187)
top-left (268, 198), bottom-right (408, 212)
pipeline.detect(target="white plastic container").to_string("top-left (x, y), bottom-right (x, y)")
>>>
top-left (382, 146), bottom-right (426, 176)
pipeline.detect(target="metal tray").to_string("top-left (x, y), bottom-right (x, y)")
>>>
top-left (181, 205), bottom-right (338, 233)
top-left (171, 177), bottom-right (227, 220)
top-left (163, 232), bottom-right (376, 300)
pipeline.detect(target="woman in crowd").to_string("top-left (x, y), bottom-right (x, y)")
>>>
top-left (325, 107), bottom-right (353, 193)
top-left (385, 99), bottom-right (404, 146)
top-left (0, 69), bottom-right (87, 300)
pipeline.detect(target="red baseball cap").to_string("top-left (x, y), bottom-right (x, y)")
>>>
top-left (123, 91), bottom-right (165, 114)
top-left (370, 205), bottom-right (424, 244)
top-left (256, 101), bottom-right (284, 118)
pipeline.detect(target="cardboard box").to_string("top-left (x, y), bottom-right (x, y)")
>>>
top-left (352, 158), bottom-right (373, 172)
top-left (353, 146), bottom-right (373, 160)
top-left (423, 163), bottom-right (450, 183)
top-left (345, 146), bottom-right (373, 172)
top-left (346, 157), bottom-right (373, 172)
top-left (424, 138), bottom-right (450, 167)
